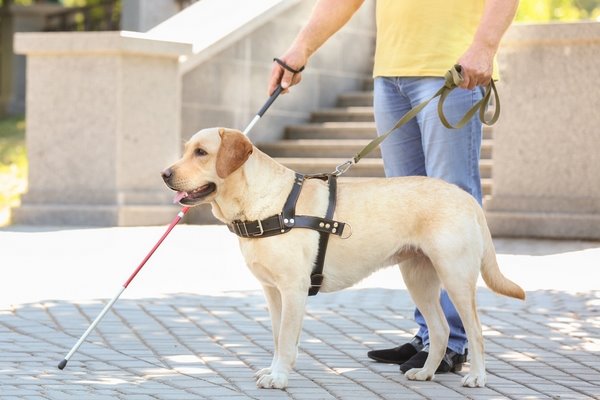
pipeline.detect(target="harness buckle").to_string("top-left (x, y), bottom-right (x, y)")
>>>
top-left (253, 219), bottom-right (264, 236)
top-left (277, 214), bottom-right (287, 233)
top-left (308, 273), bottom-right (325, 296)
top-left (333, 160), bottom-right (353, 176)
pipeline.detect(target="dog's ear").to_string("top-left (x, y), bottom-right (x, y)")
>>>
top-left (216, 128), bottom-right (253, 178)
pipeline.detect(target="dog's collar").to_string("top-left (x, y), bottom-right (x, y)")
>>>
top-left (227, 172), bottom-right (346, 296)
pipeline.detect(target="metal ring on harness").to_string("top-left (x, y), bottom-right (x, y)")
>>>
top-left (340, 223), bottom-right (352, 240)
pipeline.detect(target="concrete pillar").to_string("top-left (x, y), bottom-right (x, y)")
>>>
top-left (13, 31), bottom-right (192, 226)
top-left (485, 22), bottom-right (600, 240)
top-left (121, 0), bottom-right (179, 32)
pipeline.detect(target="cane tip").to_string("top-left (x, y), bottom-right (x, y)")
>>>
top-left (57, 359), bottom-right (68, 370)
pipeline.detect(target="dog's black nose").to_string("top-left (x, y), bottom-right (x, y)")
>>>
top-left (161, 168), bottom-right (172, 182)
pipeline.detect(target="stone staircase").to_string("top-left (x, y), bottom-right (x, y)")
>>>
top-left (258, 84), bottom-right (493, 196)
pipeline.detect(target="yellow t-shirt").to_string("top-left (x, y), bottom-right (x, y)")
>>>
top-left (373, 0), bottom-right (498, 79)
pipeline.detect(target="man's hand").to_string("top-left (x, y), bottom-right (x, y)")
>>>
top-left (266, 0), bottom-right (364, 96)
top-left (456, 0), bottom-right (519, 90)
top-left (268, 47), bottom-right (307, 95)
top-left (456, 43), bottom-right (495, 90)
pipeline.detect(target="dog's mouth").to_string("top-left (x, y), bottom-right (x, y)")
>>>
top-left (173, 182), bottom-right (216, 205)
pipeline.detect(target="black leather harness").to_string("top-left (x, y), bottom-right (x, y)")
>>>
top-left (227, 173), bottom-right (345, 296)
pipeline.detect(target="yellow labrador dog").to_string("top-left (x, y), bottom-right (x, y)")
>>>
top-left (162, 127), bottom-right (525, 389)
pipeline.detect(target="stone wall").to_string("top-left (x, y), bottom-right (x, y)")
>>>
top-left (486, 22), bottom-right (600, 240)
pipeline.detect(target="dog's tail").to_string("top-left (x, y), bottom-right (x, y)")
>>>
top-left (478, 211), bottom-right (526, 300)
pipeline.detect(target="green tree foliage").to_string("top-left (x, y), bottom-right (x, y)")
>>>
top-left (516, 0), bottom-right (600, 22)
top-left (0, 0), bottom-right (107, 6)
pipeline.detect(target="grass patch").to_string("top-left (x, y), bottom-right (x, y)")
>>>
top-left (0, 116), bottom-right (27, 225)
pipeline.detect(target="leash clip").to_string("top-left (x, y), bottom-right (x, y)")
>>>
top-left (333, 160), bottom-right (353, 176)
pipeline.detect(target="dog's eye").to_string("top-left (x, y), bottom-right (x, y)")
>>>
top-left (194, 148), bottom-right (207, 157)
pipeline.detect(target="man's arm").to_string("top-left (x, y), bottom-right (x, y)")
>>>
top-left (268, 0), bottom-right (365, 94)
top-left (457, 0), bottom-right (519, 89)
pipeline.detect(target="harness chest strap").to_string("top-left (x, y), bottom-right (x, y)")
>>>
top-left (227, 173), bottom-right (345, 296)
top-left (228, 214), bottom-right (345, 238)
top-left (308, 172), bottom-right (338, 296)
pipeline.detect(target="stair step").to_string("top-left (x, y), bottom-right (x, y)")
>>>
top-left (274, 157), bottom-right (384, 177)
top-left (311, 107), bottom-right (375, 123)
top-left (258, 139), bottom-right (381, 158)
top-left (284, 124), bottom-right (493, 150)
top-left (483, 125), bottom-right (493, 140)
top-left (335, 175), bottom-right (492, 196)
top-left (263, 139), bottom-right (492, 159)
top-left (332, 176), bottom-right (491, 196)
top-left (286, 123), bottom-right (378, 140)
top-left (480, 159), bottom-right (492, 179)
top-left (274, 158), bottom-right (492, 179)
top-left (481, 139), bottom-right (492, 159)
top-left (482, 178), bottom-right (492, 196)
top-left (338, 91), bottom-right (374, 107)
top-left (289, 121), bottom-right (481, 139)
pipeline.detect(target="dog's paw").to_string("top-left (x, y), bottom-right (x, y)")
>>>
top-left (405, 367), bottom-right (435, 381)
top-left (254, 367), bottom-right (271, 380)
top-left (256, 371), bottom-right (288, 389)
top-left (462, 372), bottom-right (486, 388)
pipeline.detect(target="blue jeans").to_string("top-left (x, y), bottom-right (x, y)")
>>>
top-left (373, 76), bottom-right (484, 355)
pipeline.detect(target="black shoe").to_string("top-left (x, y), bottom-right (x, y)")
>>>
top-left (367, 337), bottom-right (424, 364)
top-left (399, 347), bottom-right (468, 373)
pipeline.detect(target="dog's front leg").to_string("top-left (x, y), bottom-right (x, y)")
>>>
top-left (255, 285), bottom-right (282, 380)
top-left (256, 288), bottom-right (306, 389)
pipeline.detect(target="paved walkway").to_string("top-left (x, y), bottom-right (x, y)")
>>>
top-left (1, 224), bottom-right (599, 399)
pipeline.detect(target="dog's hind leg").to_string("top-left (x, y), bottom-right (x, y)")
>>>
top-left (431, 249), bottom-right (486, 388)
top-left (438, 265), bottom-right (486, 387)
top-left (255, 285), bottom-right (282, 381)
top-left (399, 255), bottom-right (449, 382)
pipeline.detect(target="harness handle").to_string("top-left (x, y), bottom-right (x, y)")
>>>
top-left (333, 65), bottom-right (500, 176)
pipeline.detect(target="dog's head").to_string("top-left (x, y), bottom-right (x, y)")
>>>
top-left (162, 127), bottom-right (253, 206)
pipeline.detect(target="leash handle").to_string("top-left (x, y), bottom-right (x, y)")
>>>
top-left (438, 65), bottom-right (500, 129)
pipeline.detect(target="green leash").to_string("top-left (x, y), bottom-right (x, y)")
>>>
top-left (333, 64), bottom-right (500, 176)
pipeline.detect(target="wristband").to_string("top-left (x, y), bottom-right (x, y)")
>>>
top-left (273, 57), bottom-right (305, 74)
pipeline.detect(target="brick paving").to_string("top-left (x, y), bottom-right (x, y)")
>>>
top-left (1, 225), bottom-right (599, 399)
